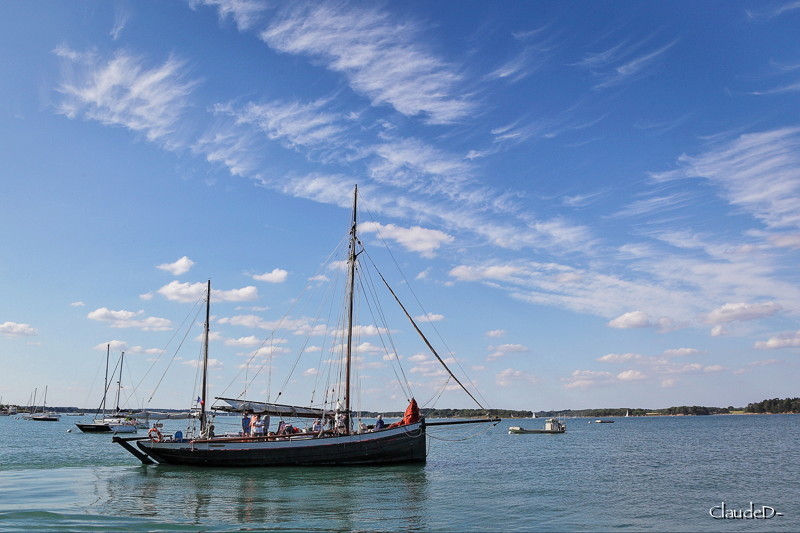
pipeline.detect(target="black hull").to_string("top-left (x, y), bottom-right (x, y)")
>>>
top-left (132, 423), bottom-right (426, 467)
top-left (75, 423), bottom-right (113, 433)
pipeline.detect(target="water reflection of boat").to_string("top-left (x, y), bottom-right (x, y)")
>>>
top-left (508, 418), bottom-right (566, 434)
top-left (115, 186), bottom-right (499, 466)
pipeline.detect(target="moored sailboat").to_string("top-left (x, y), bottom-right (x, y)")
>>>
top-left (115, 186), bottom-right (498, 466)
top-left (30, 386), bottom-right (61, 421)
top-left (76, 346), bottom-right (138, 433)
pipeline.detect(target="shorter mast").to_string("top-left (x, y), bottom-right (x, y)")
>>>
top-left (200, 280), bottom-right (211, 434)
top-left (101, 344), bottom-right (110, 418)
top-left (115, 351), bottom-right (125, 413)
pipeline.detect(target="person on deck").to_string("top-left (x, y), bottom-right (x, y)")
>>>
top-left (334, 412), bottom-right (346, 434)
top-left (374, 414), bottom-right (385, 429)
top-left (241, 412), bottom-right (251, 436)
top-left (312, 419), bottom-right (322, 432)
top-left (250, 413), bottom-right (260, 436)
top-left (277, 420), bottom-right (286, 435)
top-left (253, 416), bottom-right (265, 436)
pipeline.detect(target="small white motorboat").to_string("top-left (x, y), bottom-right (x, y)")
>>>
top-left (508, 418), bottom-right (566, 434)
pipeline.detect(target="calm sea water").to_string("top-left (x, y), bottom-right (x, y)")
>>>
top-left (0, 414), bottom-right (797, 532)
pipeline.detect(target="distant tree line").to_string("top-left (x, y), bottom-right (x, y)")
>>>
top-left (745, 397), bottom-right (800, 414)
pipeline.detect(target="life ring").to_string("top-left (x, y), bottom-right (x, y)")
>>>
top-left (148, 427), bottom-right (163, 442)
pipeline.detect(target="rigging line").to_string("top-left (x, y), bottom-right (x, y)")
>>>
top-left (144, 303), bottom-right (204, 407)
top-left (131, 296), bottom-right (203, 399)
top-left (356, 262), bottom-right (413, 400)
top-left (277, 251), bottom-right (347, 404)
top-left (217, 232), bottom-right (352, 401)
top-left (422, 376), bottom-right (452, 410)
top-left (82, 354), bottom-right (103, 411)
top-left (359, 203), bottom-right (492, 410)
top-left (375, 269), bottom-right (486, 410)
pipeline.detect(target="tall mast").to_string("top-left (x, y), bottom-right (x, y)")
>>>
top-left (101, 344), bottom-right (110, 417)
top-left (344, 185), bottom-right (358, 432)
top-left (115, 351), bottom-right (125, 413)
top-left (200, 279), bottom-right (211, 434)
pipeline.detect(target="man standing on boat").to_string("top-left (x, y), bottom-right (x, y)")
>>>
top-left (241, 411), bottom-right (251, 436)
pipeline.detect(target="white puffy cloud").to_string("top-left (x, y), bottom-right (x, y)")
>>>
top-left (414, 312), bottom-right (444, 323)
top-left (487, 343), bottom-right (529, 360)
top-left (495, 368), bottom-right (537, 387)
top-left (705, 302), bottom-right (782, 324)
top-left (597, 352), bottom-right (642, 363)
top-left (663, 348), bottom-right (699, 357)
top-left (86, 308), bottom-right (172, 331)
top-left (360, 221), bottom-right (453, 258)
top-left (252, 268), bottom-right (289, 283)
top-left (608, 311), bottom-right (651, 329)
top-left (157, 281), bottom-right (259, 303)
top-left (224, 336), bottom-right (263, 347)
top-left (617, 369), bottom-right (647, 381)
top-left (157, 256), bottom-right (195, 275)
top-left (0, 321), bottom-right (38, 337)
top-left (755, 330), bottom-right (800, 349)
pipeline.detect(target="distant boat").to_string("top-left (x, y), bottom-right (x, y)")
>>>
top-left (594, 419), bottom-right (614, 424)
top-left (76, 346), bottom-right (137, 433)
top-left (114, 186), bottom-right (499, 467)
top-left (509, 418), bottom-right (566, 434)
top-left (625, 409), bottom-right (630, 417)
top-left (31, 386), bottom-right (61, 422)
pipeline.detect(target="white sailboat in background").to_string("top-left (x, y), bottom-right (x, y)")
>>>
top-left (31, 386), bottom-right (61, 421)
top-left (76, 346), bottom-right (137, 433)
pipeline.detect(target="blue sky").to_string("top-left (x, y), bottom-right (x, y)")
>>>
top-left (2, 1), bottom-right (799, 412)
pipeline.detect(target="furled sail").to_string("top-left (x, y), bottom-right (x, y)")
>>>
top-left (213, 397), bottom-right (332, 419)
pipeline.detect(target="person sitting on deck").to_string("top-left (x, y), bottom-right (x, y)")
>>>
top-left (374, 415), bottom-right (385, 430)
top-left (312, 419), bottom-right (322, 432)
top-left (277, 420), bottom-right (286, 435)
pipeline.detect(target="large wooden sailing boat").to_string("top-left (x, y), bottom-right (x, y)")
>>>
top-left (114, 186), bottom-right (497, 466)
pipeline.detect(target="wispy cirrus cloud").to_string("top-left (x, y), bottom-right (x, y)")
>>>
top-left (578, 37), bottom-right (678, 90)
top-left (192, 0), bottom-right (268, 31)
top-left (258, 3), bottom-right (475, 124)
top-left (216, 98), bottom-right (349, 151)
top-left (54, 47), bottom-right (199, 148)
top-left (651, 127), bottom-right (800, 230)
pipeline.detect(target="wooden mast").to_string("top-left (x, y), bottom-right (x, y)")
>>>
top-left (200, 279), bottom-right (210, 434)
top-left (344, 185), bottom-right (358, 433)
